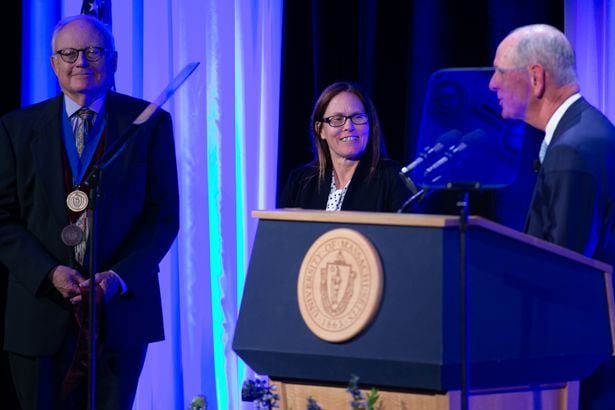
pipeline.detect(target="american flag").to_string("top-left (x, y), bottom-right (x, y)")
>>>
top-left (81, 0), bottom-right (112, 29)
top-left (81, 0), bottom-right (115, 90)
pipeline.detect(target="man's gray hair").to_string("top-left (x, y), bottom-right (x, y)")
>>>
top-left (51, 14), bottom-right (115, 53)
top-left (510, 24), bottom-right (577, 86)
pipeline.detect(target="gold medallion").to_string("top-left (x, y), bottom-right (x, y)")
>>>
top-left (66, 190), bottom-right (88, 212)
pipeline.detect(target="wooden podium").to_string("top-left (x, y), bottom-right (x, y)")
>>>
top-left (233, 210), bottom-right (615, 409)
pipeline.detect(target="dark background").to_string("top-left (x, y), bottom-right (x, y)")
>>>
top-left (1, 4), bottom-right (22, 408)
top-left (277, 0), bottom-right (562, 225)
top-left (1, 1), bottom-right (562, 407)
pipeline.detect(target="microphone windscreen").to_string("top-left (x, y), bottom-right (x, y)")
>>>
top-left (437, 129), bottom-right (463, 147)
top-left (460, 128), bottom-right (487, 144)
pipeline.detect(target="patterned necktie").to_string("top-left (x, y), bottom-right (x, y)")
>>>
top-left (73, 108), bottom-right (94, 265)
top-left (74, 108), bottom-right (95, 157)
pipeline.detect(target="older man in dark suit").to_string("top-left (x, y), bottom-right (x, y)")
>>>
top-left (0, 14), bottom-right (179, 409)
top-left (490, 24), bottom-right (615, 409)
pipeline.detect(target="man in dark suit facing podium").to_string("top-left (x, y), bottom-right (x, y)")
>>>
top-left (0, 14), bottom-right (179, 409)
top-left (490, 24), bottom-right (615, 409)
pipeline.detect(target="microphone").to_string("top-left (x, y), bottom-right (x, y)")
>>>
top-left (401, 129), bottom-right (462, 174)
top-left (398, 171), bottom-right (418, 194)
top-left (423, 129), bottom-right (487, 176)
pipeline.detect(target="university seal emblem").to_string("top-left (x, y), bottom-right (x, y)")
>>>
top-left (297, 228), bottom-right (383, 342)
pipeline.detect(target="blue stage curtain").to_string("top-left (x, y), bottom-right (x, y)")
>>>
top-left (566, 0), bottom-right (615, 123)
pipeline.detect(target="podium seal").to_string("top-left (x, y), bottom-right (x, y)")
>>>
top-left (297, 228), bottom-right (383, 342)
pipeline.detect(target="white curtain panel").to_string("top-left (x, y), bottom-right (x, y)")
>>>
top-left (22, 0), bottom-right (283, 408)
top-left (566, 0), bottom-right (615, 122)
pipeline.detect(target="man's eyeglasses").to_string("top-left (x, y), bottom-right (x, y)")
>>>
top-left (55, 47), bottom-right (109, 63)
top-left (321, 113), bottom-right (369, 127)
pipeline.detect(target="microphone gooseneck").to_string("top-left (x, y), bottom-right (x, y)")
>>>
top-left (401, 129), bottom-right (462, 174)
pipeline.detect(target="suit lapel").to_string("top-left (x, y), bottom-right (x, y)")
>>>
top-left (551, 97), bottom-right (588, 143)
top-left (341, 156), bottom-right (370, 209)
top-left (104, 91), bottom-right (139, 150)
top-left (524, 97), bottom-right (589, 234)
top-left (30, 96), bottom-right (69, 229)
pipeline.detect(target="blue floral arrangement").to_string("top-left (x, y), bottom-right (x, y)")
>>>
top-left (241, 374), bottom-right (379, 410)
top-left (346, 374), bottom-right (379, 410)
top-left (241, 378), bottom-right (280, 409)
top-left (189, 394), bottom-right (207, 410)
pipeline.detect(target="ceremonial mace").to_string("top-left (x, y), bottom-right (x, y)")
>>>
top-left (61, 62), bottom-right (200, 409)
